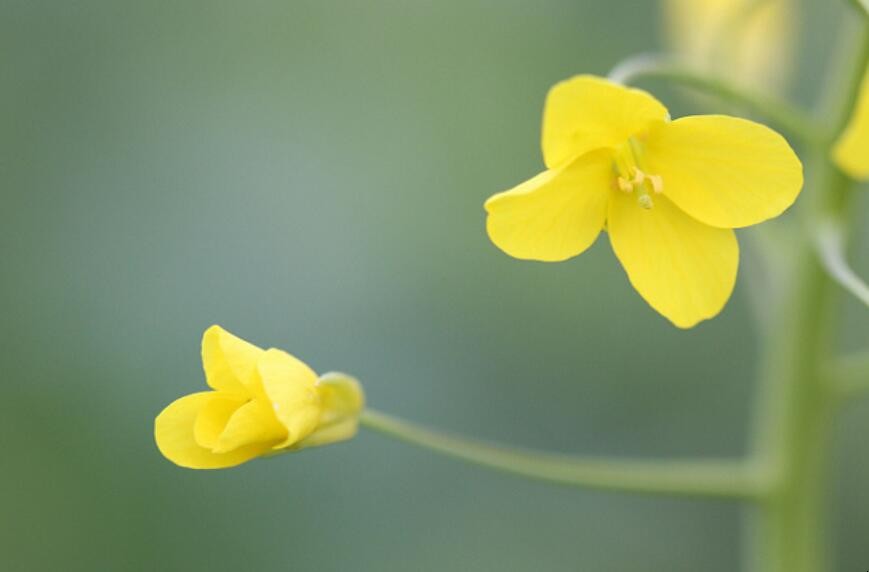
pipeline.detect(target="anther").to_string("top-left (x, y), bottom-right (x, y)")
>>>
top-left (617, 177), bottom-right (633, 193)
top-left (647, 174), bottom-right (664, 194)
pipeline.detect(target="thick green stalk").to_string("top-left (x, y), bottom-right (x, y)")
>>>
top-left (745, 20), bottom-right (868, 572)
top-left (746, 220), bottom-right (838, 572)
top-left (829, 350), bottom-right (869, 397)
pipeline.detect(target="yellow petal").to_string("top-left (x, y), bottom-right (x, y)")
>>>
top-left (257, 349), bottom-right (321, 448)
top-left (155, 392), bottom-right (273, 469)
top-left (608, 192), bottom-right (738, 328)
top-left (293, 421), bottom-right (358, 450)
top-left (295, 373), bottom-right (365, 450)
top-left (484, 150), bottom-right (612, 262)
top-left (194, 393), bottom-right (246, 449)
top-left (201, 325), bottom-right (265, 395)
top-left (212, 399), bottom-right (288, 454)
top-left (644, 116), bottom-right (803, 229)
top-left (833, 70), bottom-right (869, 179)
top-left (542, 75), bottom-right (669, 169)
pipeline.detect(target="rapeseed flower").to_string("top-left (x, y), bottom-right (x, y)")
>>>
top-left (485, 76), bottom-right (802, 328)
top-left (834, 69), bottom-right (869, 179)
top-left (663, 0), bottom-right (795, 91)
top-left (155, 325), bottom-right (363, 469)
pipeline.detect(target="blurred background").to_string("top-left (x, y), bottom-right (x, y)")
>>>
top-left (2, 1), bottom-right (868, 570)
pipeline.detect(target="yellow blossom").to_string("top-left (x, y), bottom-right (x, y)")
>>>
top-left (485, 75), bottom-right (803, 328)
top-left (155, 325), bottom-right (364, 469)
top-left (663, 0), bottom-right (795, 91)
top-left (833, 69), bottom-right (869, 179)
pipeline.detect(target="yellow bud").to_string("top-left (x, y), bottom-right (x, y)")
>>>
top-left (154, 326), bottom-right (364, 469)
top-left (662, 0), bottom-right (796, 92)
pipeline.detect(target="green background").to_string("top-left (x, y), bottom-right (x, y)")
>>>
top-left (2, 1), bottom-right (867, 570)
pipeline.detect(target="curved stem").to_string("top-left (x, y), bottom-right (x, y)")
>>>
top-left (815, 217), bottom-right (869, 307)
top-left (360, 409), bottom-right (764, 500)
top-left (608, 54), bottom-right (826, 146)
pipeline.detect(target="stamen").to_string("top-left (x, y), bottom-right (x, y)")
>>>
top-left (612, 138), bottom-right (663, 209)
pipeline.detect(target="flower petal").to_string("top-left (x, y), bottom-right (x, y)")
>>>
top-left (644, 115), bottom-right (803, 229)
top-left (257, 349), bottom-right (321, 448)
top-left (542, 75), bottom-right (669, 169)
top-left (608, 192), bottom-right (738, 328)
top-left (202, 325), bottom-right (264, 395)
top-left (212, 399), bottom-right (288, 454)
top-left (833, 70), bottom-right (869, 179)
top-left (194, 393), bottom-right (246, 449)
top-left (484, 150), bottom-right (612, 262)
top-left (155, 392), bottom-right (273, 469)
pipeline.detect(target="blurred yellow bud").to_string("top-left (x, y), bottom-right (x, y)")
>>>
top-left (663, 0), bottom-right (796, 91)
top-left (155, 325), bottom-right (364, 469)
top-left (833, 69), bottom-right (869, 179)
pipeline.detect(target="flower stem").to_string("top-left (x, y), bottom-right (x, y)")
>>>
top-left (608, 54), bottom-right (827, 147)
top-left (360, 409), bottom-right (763, 499)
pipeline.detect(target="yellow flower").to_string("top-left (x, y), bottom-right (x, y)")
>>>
top-left (155, 325), bottom-right (364, 469)
top-left (485, 76), bottom-right (803, 328)
top-left (663, 0), bottom-right (795, 91)
top-left (833, 69), bottom-right (869, 179)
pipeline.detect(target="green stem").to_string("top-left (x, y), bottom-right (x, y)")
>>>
top-left (745, 20), bottom-right (869, 572)
top-left (360, 409), bottom-right (763, 499)
top-left (608, 55), bottom-right (826, 146)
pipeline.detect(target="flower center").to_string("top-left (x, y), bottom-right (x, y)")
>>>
top-left (613, 137), bottom-right (663, 210)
